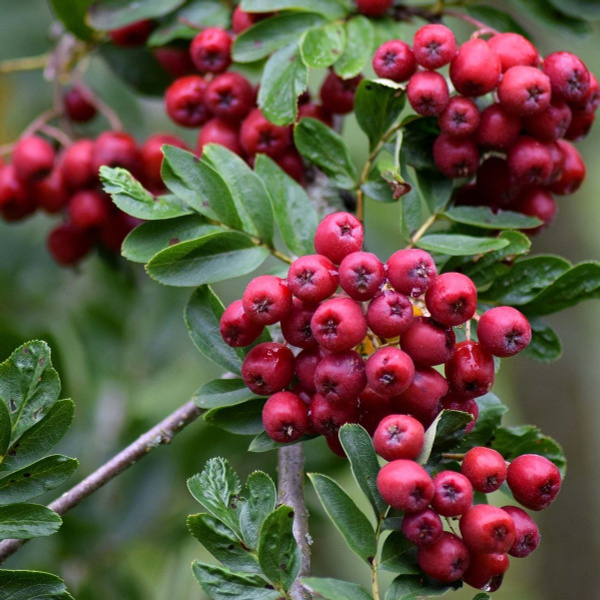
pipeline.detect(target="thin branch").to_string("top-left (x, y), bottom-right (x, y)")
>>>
top-left (39, 124), bottom-right (73, 148)
top-left (0, 54), bottom-right (49, 74)
top-left (0, 399), bottom-right (202, 565)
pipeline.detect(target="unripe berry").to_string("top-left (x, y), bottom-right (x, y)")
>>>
top-left (550, 140), bottom-right (585, 195)
top-left (92, 131), bottom-right (140, 174)
top-left (407, 71), bottom-right (449, 117)
top-left (355, 0), bottom-right (392, 18)
top-left (377, 459), bottom-right (434, 513)
top-left (417, 532), bottom-right (470, 582)
top-left (190, 28), bottom-right (232, 74)
top-left (450, 39), bottom-right (501, 97)
top-left (314, 212), bottom-right (363, 265)
top-left (501, 506), bottom-right (541, 558)
top-left (476, 103), bottom-right (522, 151)
top-left (475, 157), bottom-right (521, 209)
top-left (373, 414), bottom-right (424, 461)
top-left (367, 290), bottom-right (414, 339)
top-left (282, 299), bottom-right (319, 349)
top-left (242, 275), bottom-right (293, 325)
top-left (460, 505), bottom-right (516, 554)
top-left (338, 252), bottom-right (384, 301)
top-left (309, 393), bottom-right (358, 436)
top-left (372, 40), bottom-right (416, 82)
top-left (488, 32), bottom-right (539, 71)
top-left (205, 72), bottom-right (255, 121)
top-left (63, 87), bottom-right (97, 123)
top-left (68, 190), bottom-right (110, 229)
top-left (498, 66), bottom-right (552, 117)
top-left (47, 223), bottom-right (92, 265)
top-left (320, 72), bottom-right (362, 115)
top-left (438, 96), bottom-right (480, 139)
top-left (393, 367), bottom-right (448, 427)
top-left (314, 350), bottom-right (366, 403)
top-left (543, 51), bottom-right (590, 103)
top-left (400, 317), bottom-right (455, 367)
top-left (513, 188), bottom-right (557, 234)
top-left (29, 169), bottom-right (68, 214)
top-left (287, 254), bottom-right (338, 303)
top-left (507, 136), bottom-right (553, 186)
top-left (413, 24), bottom-right (456, 69)
top-left (294, 347), bottom-right (328, 391)
top-left (140, 133), bottom-right (187, 191)
top-left (262, 391), bottom-right (308, 442)
top-left (198, 119), bottom-right (243, 156)
top-left (60, 139), bottom-right (95, 190)
top-left (12, 136), bottom-right (55, 183)
top-left (240, 108), bottom-right (291, 158)
top-left (524, 99), bottom-right (572, 141)
top-left (387, 248), bottom-right (437, 297)
top-left (109, 20), bottom-right (154, 46)
top-left (425, 272), bottom-right (477, 327)
top-left (433, 135), bottom-right (479, 179)
top-left (445, 341), bottom-right (495, 400)
top-left (310, 298), bottom-right (367, 352)
top-left (477, 306), bottom-right (532, 357)
top-left (507, 454), bottom-right (562, 510)
top-left (461, 447), bottom-right (507, 493)
top-left (220, 299), bottom-right (264, 347)
top-left (165, 75), bottom-right (210, 128)
top-left (431, 470), bottom-right (473, 516)
top-left (462, 552), bottom-right (509, 592)
top-left (366, 347), bottom-right (415, 397)
top-left (401, 508), bottom-right (443, 547)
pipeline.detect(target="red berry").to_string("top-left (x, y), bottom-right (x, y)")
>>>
top-left (109, 20), bottom-right (154, 47)
top-left (232, 6), bottom-right (265, 33)
top-left (488, 33), bottom-right (539, 72)
top-left (417, 532), bottom-right (470, 582)
top-left (433, 134), bottom-right (479, 179)
top-left (387, 248), bottom-right (437, 297)
top-left (29, 169), bottom-right (68, 214)
top-left (320, 72), bottom-right (362, 115)
top-left (338, 252), bottom-right (384, 301)
top-left (309, 392), bottom-right (358, 437)
top-left (262, 391), bottom-right (308, 443)
top-left (47, 223), bottom-right (92, 265)
top-left (507, 136), bottom-right (553, 186)
top-left (242, 275), bottom-right (293, 325)
top-left (68, 190), bottom-right (110, 229)
top-left (12, 136), bottom-right (55, 183)
top-left (440, 394), bottom-right (479, 433)
top-left (198, 118), bottom-right (243, 155)
top-left (501, 506), bottom-right (541, 558)
top-left (513, 187), bottom-right (557, 234)
top-left (310, 298), bottom-right (367, 352)
top-left (219, 299), bottom-right (264, 347)
top-left (524, 99), bottom-right (572, 141)
top-left (287, 254), bottom-right (338, 303)
top-left (445, 341), bottom-right (495, 400)
top-left (314, 350), bottom-right (366, 403)
top-left (357, 386), bottom-right (392, 435)
top-left (498, 66), bottom-right (551, 117)
top-left (282, 299), bottom-right (319, 349)
top-left (431, 470), bottom-right (473, 517)
top-left (242, 342), bottom-right (294, 395)
top-left (407, 71), bottom-right (449, 117)
top-left (460, 504), bottom-right (515, 554)
top-left (425, 272), bottom-right (477, 327)
top-left (461, 447), bottom-right (507, 493)
top-left (475, 103), bottom-right (522, 151)
top-left (63, 87), bottom-right (97, 122)
top-left (60, 139), bottom-right (95, 190)
top-left (450, 39), bottom-right (501, 97)
top-left (165, 75), bottom-right (211, 128)
top-left (325, 432), bottom-right (347, 457)
top-left (545, 140), bottom-right (565, 184)
top-left (413, 24), bottom-right (457, 70)
top-left (314, 211), bottom-right (363, 265)
top-left (438, 96), bottom-right (480, 139)
top-left (275, 149), bottom-right (305, 183)
top-left (190, 28), bottom-right (232, 74)
top-left (366, 347), bottom-right (415, 397)
top-left (100, 211), bottom-right (139, 252)
top-left (475, 157), bottom-right (520, 209)
top-left (462, 552), bottom-right (509, 592)
top-left (154, 46), bottom-right (196, 78)
top-left (366, 291), bottom-right (413, 339)
top-left (373, 414), bottom-right (424, 461)
top-left (355, 0), bottom-right (392, 17)
top-left (377, 459), bottom-right (434, 513)
top-left (205, 72), bottom-right (255, 121)
top-left (240, 108), bottom-right (291, 158)
top-left (507, 454), bottom-right (561, 511)
top-left (401, 508), bottom-right (443, 546)
top-left (400, 317), bottom-right (455, 367)
top-left (92, 131), bottom-right (139, 174)
top-left (297, 102), bottom-right (334, 127)
top-left (571, 72), bottom-right (600, 113)
top-left (0, 165), bottom-right (36, 221)
top-left (543, 51), bottom-right (590, 103)
top-left (550, 140), bottom-right (585, 195)
top-left (294, 347), bottom-right (328, 391)
top-left (140, 133), bottom-right (187, 191)
top-left (372, 40), bottom-right (416, 82)
top-left (564, 109), bottom-right (594, 141)
top-left (477, 306), bottom-right (532, 357)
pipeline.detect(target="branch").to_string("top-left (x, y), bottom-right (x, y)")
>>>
top-left (0, 399), bottom-right (202, 565)
top-left (278, 445), bottom-right (312, 600)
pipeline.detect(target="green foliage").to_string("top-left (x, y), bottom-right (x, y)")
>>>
top-left (301, 22), bottom-right (346, 69)
top-left (0, 570), bottom-right (74, 600)
top-left (417, 234), bottom-right (510, 256)
top-left (303, 577), bottom-right (374, 600)
top-left (334, 16), bottom-right (375, 78)
top-left (465, 6), bottom-right (531, 37)
top-left (385, 575), bottom-right (460, 599)
top-left (417, 410), bottom-right (473, 465)
top-left (193, 379), bottom-right (260, 410)
top-left (508, 0), bottom-right (591, 35)
top-left (192, 563), bottom-right (281, 600)
top-left (49, 0), bottom-right (93, 40)
top-left (241, 0), bottom-right (349, 19)
top-left (443, 206), bottom-right (542, 230)
top-left (203, 399), bottom-right (265, 435)
top-left (88, 0), bottom-right (186, 29)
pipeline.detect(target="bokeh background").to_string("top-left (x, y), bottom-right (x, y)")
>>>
top-left (0, 2), bottom-right (598, 598)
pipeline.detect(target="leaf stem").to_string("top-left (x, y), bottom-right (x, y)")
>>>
top-left (0, 53), bottom-right (49, 74)
top-left (407, 212), bottom-right (438, 248)
top-left (441, 453), bottom-right (466, 460)
top-left (270, 247), bottom-right (294, 265)
top-left (371, 518), bottom-right (384, 600)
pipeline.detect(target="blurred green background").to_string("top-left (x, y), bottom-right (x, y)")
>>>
top-left (0, 1), bottom-right (598, 598)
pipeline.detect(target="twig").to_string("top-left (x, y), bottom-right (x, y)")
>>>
top-left (21, 109), bottom-right (60, 139)
top-left (0, 54), bottom-right (48, 74)
top-left (76, 82), bottom-right (123, 131)
top-left (407, 212), bottom-right (438, 248)
top-left (0, 399), bottom-right (202, 565)
top-left (40, 124), bottom-right (73, 148)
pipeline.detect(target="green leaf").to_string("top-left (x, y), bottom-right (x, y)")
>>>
top-left (239, 471), bottom-right (277, 549)
top-left (2, 400), bottom-right (75, 472)
top-left (302, 578), bottom-right (374, 600)
top-left (233, 13), bottom-right (326, 63)
top-left (415, 170), bottom-right (454, 215)
top-left (308, 473), bottom-right (376, 562)
top-left (185, 286), bottom-right (245, 375)
top-left (444, 206), bottom-right (542, 230)
top-left (146, 231), bottom-right (270, 287)
top-left (508, 0), bottom-right (591, 36)
top-left (521, 319), bottom-right (563, 363)
top-left (192, 562), bottom-right (281, 600)
top-left (241, 0), bottom-right (348, 19)
top-left (472, 594), bottom-right (492, 600)
top-left (255, 154), bottom-right (317, 256)
top-left (0, 570), bottom-right (74, 600)
top-left (0, 400), bottom-right (10, 458)
top-left (257, 505), bottom-right (301, 591)
top-left (385, 574), bottom-right (460, 600)
top-left (417, 234), bottom-right (509, 257)
top-left (401, 117), bottom-right (438, 171)
top-left (400, 186), bottom-right (422, 242)
top-left (89, 0), bottom-right (185, 29)
top-left (203, 144), bottom-right (274, 243)
top-left (161, 146), bottom-right (241, 229)
top-left (49, 0), bottom-right (93, 39)
top-left (460, 394), bottom-right (507, 449)
top-left (204, 399), bottom-right (265, 435)
top-left (122, 216), bottom-right (222, 264)
top-left (187, 513), bottom-right (260, 572)
top-left (418, 410), bottom-right (473, 465)
top-left (248, 431), bottom-right (316, 452)
top-left (193, 379), bottom-right (258, 410)
top-left (338, 424), bottom-right (386, 518)
top-left (100, 167), bottom-right (190, 220)
top-left (465, 6), bottom-right (531, 37)
top-left (334, 16), bottom-right (375, 79)
top-left (294, 118), bottom-right (357, 189)
top-left (301, 22), bottom-right (346, 68)
top-left (546, 0), bottom-right (600, 18)
top-left (0, 456), bottom-right (77, 506)
top-left (380, 532), bottom-right (419, 573)
top-left (258, 43), bottom-right (308, 126)
top-left (0, 504), bottom-right (61, 540)
top-left (354, 79), bottom-right (406, 152)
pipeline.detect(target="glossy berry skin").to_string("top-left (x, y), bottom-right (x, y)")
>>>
top-left (445, 341), bottom-right (495, 400)
top-left (282, 299), bottom-right (318, 349)
top-left (372, 40), bottom-right (416, 82)
top-left (310, 298), bottom-right (367, 352)
top-left (64, 87), bottom-right (97, 122)
top-left (450, 39), bottom-right (501, 97)
top-left (366, 291), bottom-right (413, 339)
top-left (498, 66), bottom-right (551, 117)
top-left (320, 72), bottom-right (362, 115)
top-left (242, 275), bottom-right (293, 325)
top-left (524, 99), bottom-right (572, 141)
top-left (543, 51), bottom-right (590, 103)
top-left (240, 108), bottom-right (291, 158)
top-left (355, 0), bottom-right (392, 17)
top-left (190, 28), bottom-right (232, 74)
top-left (431, 471), bottom-right (473, 517)
top-left (47, 223), bottom-right (92, 265)
top-left (197, 118), bottom-right (242, 155)
top-left (309, 393), bottom-right (358, 436)
top-left (507, 454), bottom-right (562, 511)
top-left (462, 552), bottom-right (509, 592)
top-left (425, 273), bottom-right (477, 327)
top-left (513, 188), bottom-right (557, 234)
top-left (68, 190), bottom-right (110, 230)
top-left (488, 32), bottom-right (539, 72)
top-left (413, 24), bottom-right (456, 70)
top-left (314, 212), bottom-right (363, 265)
top-left (438, 96), bottom-right (480, 139)
top-left (140, 133), bottom-right (187, 191)
top-left (501, 506), bottom-right (541, 558)
top-left (407, 71), bottom-right (449, 117)
top-left (91, 131), bottom-right (139, 174)
top-left (377, 459), bottom-right (434, 513)
top-left (393, 367), bottom-right (448, 427)
top-left (109, 20), bottom-right (154, 46)
top-left (60, 139), bottom-right (95, 190)
top-left (366, 347), bottom-right (415, 397)
top-left (314, 350), bottom-right (366, 403)
top-left (262, 392), bottom-right (308, 443)
top-left (29, 169), bottom-right (68, 214)
top-left (417, 532), bottom-right (470, 583)
top-left (165, 75), bottom-right (210, 128)
top-left (294, 347), bottom-right (327, 391)
top-left (220, 299), bottom-right (264, 347)
top-left (401, 317), bottom-right (455, 367)
top-left (374, 414), bottom-right (424, 461)
top-left (242, 342), bottom-right (294, 395)
top-left (477, 307), bottom-right (532, 357)
top-left (12, 136), bottom-right (55, 183)
top-left (476, 104), bottom-right (522, 151)
top-left (507, 136), bottom-right (553, 186)
top-left (550, 140), bottom-right (585, 195)
top-left (287, 254), bottom-right (338, 303)
top-left (401, 508), bottom-right (443, 547)
top-left (461, 447), bottom-right (507, 493)
top-left (338, 252), bottom-right (384, 301)
top-left (433, 135), bottom-right (479, 179)
top-left (387, 249), bottom-right (437, 297)
top-left (460, 505), bottom-right (516, 554)
top-left (205, 72), bottom-right (255, 121)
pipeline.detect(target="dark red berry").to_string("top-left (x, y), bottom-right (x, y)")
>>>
top-left (372, 40), bottom-right (416, 82)
top-left (460, 505), bottom-right (516, 554)
top-left (60, 139), bottom-right (95, 190)
top-left (377, 459), bottom-right (434, 513)
top-left (282, 299), bottom-right (319, 349)
top-left (387, 248), bottom-right (437, 297)
top-left (314, 211), bottom-right (363, 265)
top-left (190, 28), bottom-right (232, 74)
top-left (477, 306), bottom-right (532, 357)
top-left (297, 102), bottom-right (334, 127)
top-left (165, 75), bottom-right (211, 128)
top-left (401, 508), bottom-right (443, 547)
top-left (232, 5), bottom-right (265, 33)
top-left (461, 447), bottom-right (507, 493)
top-left (314, 350), bottom-right (366, 403)
top-left (498, 66), bottom-right (551, 117)
top-left (154, 46), bottom-right (196, 78)
top-left (438, 96), bottom-right (480, 139)
top-left (413, 24), bottom-right (456, 70)
top-left (507, 454), bottom-right (562, 511)
top-left (488, 32), bottom-right (539, 72)
top-left (64, 87), bottom-right (97, 122)
top-left (407, 71), bottom-right (449, 117)
top-left (524, 99), bottom-right (572, 141)
top-left (275, 149), bottom-right (305, 183)
top-left (47, 223), bottom-right (92, 265)
top-left (242, 275), bottom-right (293, 325)
top-left (433, 135), bottom-right (479, 179)
top-left (205, 72), bottom-right (255, 121)
top-left (240, 108), bottom-right (291, 158)
top-left (262, 391), bottom-right (308, 442)
top-left (450, 39), bottom-right (501, 97)
top-left (417, 532), bottom-right (470, 582)
top-left (373, 414), bottom-right (424, 461)
top-left (462, 552), bottom-right (509, 592)
top-left (309, 392), bottom-right (358, 437)
top-left (12, 136), bottom-right (55, 183)
top-left (431, 470), bottom-right (473, 517)
top-left (68, 190), bottom-right (110, 229)
top-left (355, 0), bottom-right (392, 18)
top-left (501, 506), bottom-right (541, 558)
top-left (220, 299), bottom-right (264, 347)
top-left (545, 140), bottom-right (565, 184)
top-left (338, 252), bottom-right (384, 301)
top-left (287, 254), bottom-right (338, 303)
top-left (242, 342), bottom-right (294, 395)
top-left (564, 109), bottom-right (594, 141)
top-left (366, 347), bottom-right (415, 397)
top-left (294, 347), bottom-right (328, 391)
top-left (0, 165), bottom-right (36, 221)
top-left (311, 298), bottom-right (367, 352)
top-left (475, 157), bottom-right (520, 209)
top-left (507, 136), bottom-right (553, 186)
top-left (550, 140), bottom-right (585, 195)
top-left (320, 72), bottom-right (362, 115)
top-left (357, 385), bottom-right (393, 435)
top-left (366, 291), bottom-right (413, 339)
top-left (400, 318), bottom-right (456, 367)
top-left (109, 20), bottom-right (154, 47)
top-left (543, 51), bottom-right (590, 103)
top-left (29, 169), bottom-right (68, 214)
top-left (445, 341), bottom-right (495, 400)
top-left (513, 187), bottom-right (557, 234)
top-left (91, 131), bottom-right (140, 174)
top-left (476, 104), bottom-right (522, 151)
top-left (198, 118), bottom-right (242, 155)
top-left (140, 133), bottom-right (187, 191)
top-left (571, 72), bottom-right (600, 113)
top-left (425, 272), bottom-right (477, 327)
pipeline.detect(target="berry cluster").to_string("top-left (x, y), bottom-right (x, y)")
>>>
top-left (371, 25), bottom-right (596, 232)
top-left (219, 211), bottom-right (533, 455)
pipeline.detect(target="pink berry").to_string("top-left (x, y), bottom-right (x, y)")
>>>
top-left (543, 51), bottom-right (590, 103)
top-left (417, 532), bottom-right (470, 582)
top-left (461, 447), bottom-right (507, 493)
top-left (400, 318), bottom-right (455, 367)
top-left (281, 299), bottom-right (319, 349)
top-left (339, 252), bottom-right (385, 301)
top-left (450, 39), bottom-right (501, 97)
top-left (488, 33), bottom-right (539, 71)
top-left (377, 459), bottom-right (434, 513)
top-left (190, 28), bottom-right (232, 74)
top-left (507, 136), bottom-right (553, 186)
top-left (366, 291), bottom-right (413, 339)
top-left (314, 350), bottom-right (366, 403)
top-left (430, 470), bottom-right (473, 516)
top-left (372, 40), bottom-right (416, 82)
top-left (462, 552), bottom-right (509, 592)
top-left (12, 136), bottom-right (55, 183)
top-left (438, 96), bottom-right (480, 139)
top-left (287, 254), bottom-right (339, 303)
top-left (433, 135), bottom-right (479, 179)
top-left (309, 392), bottom-right (358, 437)
top-left (498, 66), bottom-right (552, 117)
top-left (373, 414), bottom-right (424, 461)
top-left (476, 103), bottom-right (522, 151)
top-left (507, 454), bottom-right (562, 511)
top-left (407, 71), bottom-right (450, 117)
top-left (387, 248), bottom-right (437, 297)
top-left (413, 24), bottom-right (457, 70)
top-left (445, 341), bottom-right (495, 400)
top-left (401, 508), bottom-right (443, 546)
top-left (477, 306), bottom-right (532, 357)
top-left (501, 506), bottom-right (541, 558)
top-left (460, 504), bottom-right (516, 554)
top-left (242, 275), bottom-right (293, 325)
top-left (165, 75), bottom-right (210, 128)
top-left (220, 299), bottom-right (265, 347)
top-left (425, 272), bottom-right (477, 327)
top-left (366, 347), bottom-right (415, 397)
top-left (314, 212), bottom-right (363, 265)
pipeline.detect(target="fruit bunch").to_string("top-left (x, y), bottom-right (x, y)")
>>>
top-left (370, 24), bottom-right (595, 232)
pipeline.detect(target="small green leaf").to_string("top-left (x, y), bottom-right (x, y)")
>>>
top-left (301, 22), bottom-right (346, 68)
top-left (415, 170), bottom-right (454, 214)
top-left (308, 473), bottom-right (376, 562)
top-left (401, 117), bottom-right (438, 171)
top-left (385, 574), bottom-right (461, 600)
top-left (241, 0), bottom-right (348, 19)
top-left (339, 424), bottom-right (386, 518)
top-left (89, 0), bottom-right (185, 29)
top-left (459, 394), bottom-right (508, 449)
top-left (472, 594), bottom-right (492, 600)
top-left (248, 431), bottom-right (316, 452)
top-left (193, 379), bottom-right (258, 410)
top-left (302, 577), bottom-right (374, 600)
top-left (417, 234), bottom-right (509, 256)
top-left (508, 0), bottom-right (591, 36)
top-left (0, 504), bottom-right (61, 540)
top-left (294, 118), bottom-right (357, 189)
top-left (380, 532), bottom-right (419, 573)
top-left (418, 410), bottom-right (473, 465)
top-left (0, 570), bottom-right (74, 600)
top-left (334, 16), bottom-right (375, 79)
top-left (400, 186), bottom-right (422, 242)
top-left (239, 471), bottom-right (277, 549)
top-left (465, 6), bottom-right (531, 37)
top-left (203, 399), bottom-right (266, 435)
top-left (444, 206), bottom-right (542, 230)
top-left (521, 319), bottom-right (563, 363)
top-left (546, 0), bottom-right (600, 18)
top-left (49, 0), bottom-right (93, 40)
